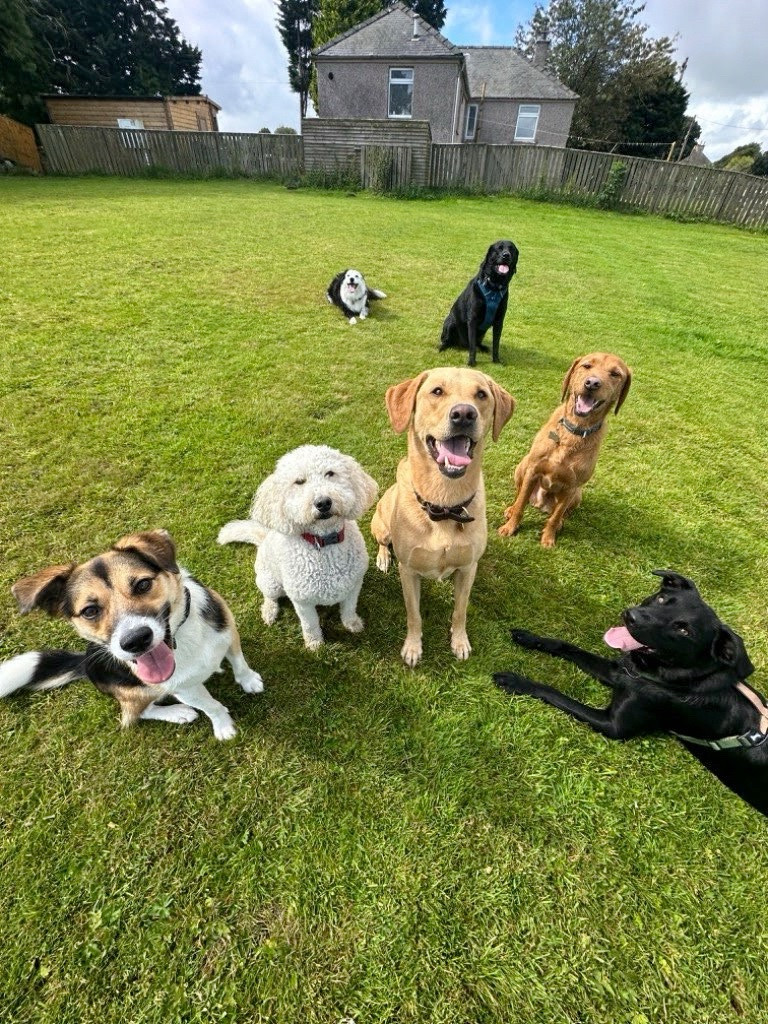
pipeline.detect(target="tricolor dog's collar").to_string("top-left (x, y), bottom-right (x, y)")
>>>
top-left (558, 416), bottom-right (604, 439)
top-left (165, 586), bottom-right (191, 651)
top-left (414, 490), bottom-right (476, 525)
top-left (672, 682), bottom-right (768, 751)
top-left (301, 527), bottom-right (345, 549)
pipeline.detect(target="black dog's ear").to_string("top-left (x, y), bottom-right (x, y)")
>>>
top-left (711, 625), bottom-right (755, 679)
top-left (651, 569), bottom-right (697, 591)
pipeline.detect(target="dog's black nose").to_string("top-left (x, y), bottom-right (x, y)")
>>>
top-left (314, 497), bottom-right (333, 515)
top-left (624, 609), bottom-right (638, 627)
top-left (584, 376), bottom-right (602, 391)
top-left (449, 404), bottom-right (478, 428)
top-left (121, 625), bottom-right (155, 655)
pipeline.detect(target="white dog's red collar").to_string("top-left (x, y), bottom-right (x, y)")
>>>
top-left (301, 527), bottom-right (345, 549)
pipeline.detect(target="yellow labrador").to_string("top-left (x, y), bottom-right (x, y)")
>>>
top-left (371, 368), bottom-right (515, 666)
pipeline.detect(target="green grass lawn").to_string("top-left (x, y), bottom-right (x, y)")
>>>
top-left (1, 176), bottom-right (767, 1023)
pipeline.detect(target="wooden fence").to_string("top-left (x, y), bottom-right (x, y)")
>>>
top-left (34, 123), bottom-right (768, 228)
top-left (37, 124), bottom-right (302, 178)
top-left (428, 144), bottom-right (768, 228)
top-left (0, 114), bottom-right (43, 172)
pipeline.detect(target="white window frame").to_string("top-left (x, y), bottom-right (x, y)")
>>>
top-left (464, 103), bottom-right (478, 141)
top-left (388, 67), bottom-right (414, 119)
top-left (514, 104), bottom-right (540, 142)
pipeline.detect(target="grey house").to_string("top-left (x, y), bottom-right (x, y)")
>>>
top-left (313, 2), bottom-right (578, 146)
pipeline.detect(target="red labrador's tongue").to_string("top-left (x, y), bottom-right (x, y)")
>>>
top-left (603, 626), bottom-right (644, 651)
top-left (132, 641), bottom-right (176, 684)
top-left (575, 394), bottom-right (597, 416)
top-left (436, 436), bottom-right (472, 467)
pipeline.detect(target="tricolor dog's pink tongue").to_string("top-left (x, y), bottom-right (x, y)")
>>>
top-left (436, 437), bottom-right (472, 467)
top-left (575, 394), bottom-right (596, 415)
top-left (603, 626), bottom-right (644, 652)
top-left (497, 264), bottom-right (509, 274)
top-left (133, 641), bottom-right (176, 684)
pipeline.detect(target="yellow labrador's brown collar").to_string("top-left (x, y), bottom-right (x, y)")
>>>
top-left (414, 490), bottom-right (475, 525)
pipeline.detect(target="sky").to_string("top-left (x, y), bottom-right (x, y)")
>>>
top-left (164, 0), bottom-right (768, 160)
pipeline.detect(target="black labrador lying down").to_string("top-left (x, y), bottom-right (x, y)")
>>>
top-left (494, 571), bottom-right (768, 817)
top-left (439, 239), bottom-right (518, 366)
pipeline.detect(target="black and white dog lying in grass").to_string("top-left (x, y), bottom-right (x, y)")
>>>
top-left (439, 239), bottom-right (519, 366)
top-left (0, 530), bottom-right (264, 740)
top-left (494, 571), bottom-right (768, 817)
top-left (326, 269), bottom-right (387, 323)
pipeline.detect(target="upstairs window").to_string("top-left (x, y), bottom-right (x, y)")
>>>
top-left (388, 68), bottom-right (413, 118)
top-left (464, 103), bottom-right (478, 140)
top-left (514, 104), bottom-right (540, 141)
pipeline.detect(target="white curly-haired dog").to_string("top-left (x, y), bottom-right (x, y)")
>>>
top-left (218, 446), bottom-right (378, 650)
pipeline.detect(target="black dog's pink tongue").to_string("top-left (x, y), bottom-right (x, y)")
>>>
top-left (603, 626), bottom-right (644, 652)
top-left (132, 641), bottom-right (176, 684)
top-left (497, 264), bottom-right (509, 274)
top-left (436, 436), bottom-right (472, 467)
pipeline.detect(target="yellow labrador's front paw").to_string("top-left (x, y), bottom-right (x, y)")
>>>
top-left (540, 532), bottom-right (557, 549)
top-left (376, 545), bottom-right (391, 572)
top-left (451, 632), bottom-right (472, 661)
top-left (401, 635), bottom-right (422, 668)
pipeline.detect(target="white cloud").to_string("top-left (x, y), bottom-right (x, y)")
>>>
top-left (445, 3), bottom-right (496, 46)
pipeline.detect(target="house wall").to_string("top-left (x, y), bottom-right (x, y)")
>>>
top-left (316, 57), bottom-right (462, 143)
top-left (474, 98), bottom-right (575, 147)
top-left (167, 98), bottom-right (218, 132)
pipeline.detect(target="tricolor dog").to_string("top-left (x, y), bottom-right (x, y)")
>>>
top-left (326, 269), bottom-right (387, 323)
top-left (0, 530), bottom-right (264, 740)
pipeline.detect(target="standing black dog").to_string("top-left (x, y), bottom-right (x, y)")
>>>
top-left (439, 240), bottom-right (519, 366)
top-left (493, 571), bottom-right (768, 817)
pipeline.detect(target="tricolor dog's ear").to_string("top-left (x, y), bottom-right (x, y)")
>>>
top-left (614, 366), bottom-right (632, 415)
top-left (711, 625), bottom-right (755, 679)
top-left (113, 529), bottom-right (179, 573)
top-left (482, 374), bottom-right (516, 441)
top-left (12, 564), bottom-right (75, 616)
top-left (651, 569), bottom-right (697, 592)
top-left (384, 372), bottom-right (429, 434)
top-left (561, 357), bottom-right (582, 401)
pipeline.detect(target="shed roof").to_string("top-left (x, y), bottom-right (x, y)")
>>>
top-left (43, 94), bottom-right (222, 111)
top-left (461, 47), bottom-right (578, 101)
top-left (314, 2), bottom-right (460, 59)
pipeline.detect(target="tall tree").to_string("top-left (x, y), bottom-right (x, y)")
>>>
top-left (276, 0), bottom-right (318, 118)
top-left (615, 69), bottom-right (700, 159)
top-left (516, 1), bottom-right (689, 153)
top-left (0, 0), bottom-right (46, 122)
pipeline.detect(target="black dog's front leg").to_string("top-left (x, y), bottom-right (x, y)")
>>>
top-left (491, 295), bottom-right (508, 363)
top-left (511, 629), bottom-right (621, 687)
top-left (467, 317), bottom-right (478, 366)
top-left (493, 673), bottom-right (649, 740)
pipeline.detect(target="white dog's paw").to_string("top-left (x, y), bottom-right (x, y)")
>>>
top-left (451, 632), bottom-right (472, 661)
top-left (326, 292), bottom-right (332, 304)
top-left (165, 705), bottom-right (200, 724)
top-left (304, 632), bottom-right (324, 651)
top-left (342, 614), bottom-right (364, 634)
top-left (238, 669), bottom-right (264, 694)
top-left (212, 715), bottom-right (237, 741)
top-left (376, 546), bottom-right (391, 573)
top-left (360, 308), bottom-right (368, 320)
top-left (261, 599), bottom-right (280, 625)
top-left (401, 635), bottom-right (422, 668)
top-left (348, 316), bottom-right (357, 325)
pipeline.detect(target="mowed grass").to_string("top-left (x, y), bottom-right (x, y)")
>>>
top-left (1, 176), bottom-right (767, 1024)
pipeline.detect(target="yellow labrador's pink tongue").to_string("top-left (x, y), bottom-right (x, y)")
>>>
top-left (604, 626), bottom-right (644, 652)
top-left (436, 437), bottom-right (472, 467)
top-left (133, 641), bottom-right (176, 684)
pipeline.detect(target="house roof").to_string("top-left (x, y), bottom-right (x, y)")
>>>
top-left (314, 2), bottom-right (460, 59)
top-left (461, 47), bottom-right (578, 101)
top-left (43, 94), bottom-right (222, 111)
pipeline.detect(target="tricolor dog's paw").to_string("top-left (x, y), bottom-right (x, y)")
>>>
top-left (213, 715), bottom-right (237, 741)
top-left (238, 669), bottom-right (264, 694)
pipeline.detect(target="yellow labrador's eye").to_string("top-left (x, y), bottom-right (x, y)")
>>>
top-left (134, 578), bottom-right (153, 595)
top-left (582, 363), bottom-right (592, 370)
top-left (294, 478), bottom-right (306, 486)
top-left (610, 369), bottom-right (622, 378)
top-left (80, 604), bottom-right (100, 620)
top-left (325, 470), bottom-right (335, 478)
top-left (431, 387), bottom-right (443, 396)
top-left (476, 389), bottom-right (488, 400)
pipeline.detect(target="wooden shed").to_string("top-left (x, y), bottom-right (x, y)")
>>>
top-left (43, 95), bottom-right (221, 132)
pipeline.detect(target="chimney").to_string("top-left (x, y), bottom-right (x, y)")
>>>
top-left (412, 12), bottom-right (419, 39)
top-left (532, 30), bottom-right (550, 70)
